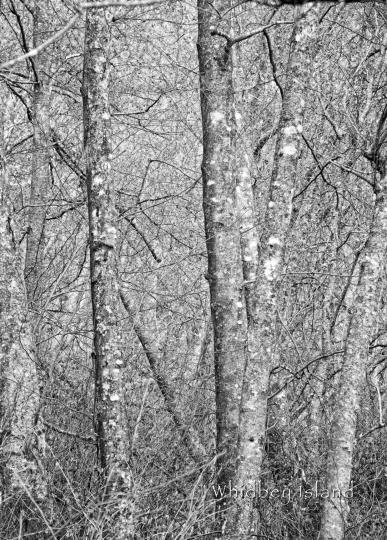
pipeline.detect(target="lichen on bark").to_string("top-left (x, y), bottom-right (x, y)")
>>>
top-left (82, 3), bottom-right (134, 537)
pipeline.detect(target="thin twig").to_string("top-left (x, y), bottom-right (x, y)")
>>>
top-left (81, 0), bottom-right (164, 8)
top-left (43, 420), bottom-right (95, 443)
top-left (263, 28), bottom-right (283, 99)
top-left (211, 20), bottom-right (292, 47)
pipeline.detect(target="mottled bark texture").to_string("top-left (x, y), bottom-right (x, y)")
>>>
top-left (82, 4), bottom-right (133, 538)
top-left (197, 0), bottom-right (247, 521)
top-left (225, 6), bottom-right (320, 537)
top-left (319, 122), bottom-right (387, 539)
top-left (197, 2), bottom-right (320, 535)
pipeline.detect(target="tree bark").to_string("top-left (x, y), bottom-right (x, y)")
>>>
top-left (197, 3), bottom-right (320, 534)
top-left (25, 0), bottom-right (51, 314)
top-left (197, 0), bottom-right (247, 521)
top-left (22, 3), bottom-right (53, 506)
top-left (0, 205), bottom-right (44, 499)
top-left (82, 4), bottom-right (134, 537)
top-left (319, 123), bottom-right (387, 540)
top-left (309, 203), bottom-right (339, 451)
top-left (0, 101), bottom-right (45, 506)
top-left (228, 6), bottom-right (320, 536)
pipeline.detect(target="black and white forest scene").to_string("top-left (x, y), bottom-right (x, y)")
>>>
top-left (0, 0), bottom-right (386, 538)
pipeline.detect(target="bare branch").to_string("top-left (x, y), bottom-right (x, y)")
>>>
top-left (81, 0), bottom-right (164, 8)
top-left (263, 28), bottom-right (283, 99)
top-left (0, 1), bottom-right (166, 71)
top-left (119, 289), bottom-right (207, 464)
top-left (232, 20), bottom-right (293, 46)
top-left (253, 0), bottom-right (385, 6)
top-left (211, 20), bottom-right (293, 47)
top-left (0, 15), bottom-right (80, 70)
top-left (43, 420), bottom-right (95, 443)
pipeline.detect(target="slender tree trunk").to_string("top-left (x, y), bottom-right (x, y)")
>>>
top-left (0, 103), bottom-right (45, 508)
top-left (309, 203), bottom-right (339, 451)
top-left (197, 0), bottom-right (247, 520)
top-left (25, 0), bottom-right (51, 313)
top-left (227, 6), bottom-right (320, 536)
top-left (319, 138), bottom-right (387, 539)
top-left (0, 205), bottom-right (43, 497)
top-left (82, 4), bottom-right (133, 537)
top-left (23, 2), bottom-right (52, 508)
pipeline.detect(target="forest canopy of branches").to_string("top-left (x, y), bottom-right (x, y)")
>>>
top-left (0, 0), bottom-right (386, 539)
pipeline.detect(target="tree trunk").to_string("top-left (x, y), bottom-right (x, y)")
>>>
top-left (25, 0), bottom-right (51, 315)
top-left (0, 101), bottom-right (45, 508)
top-left (309, 203), bottom-right (339, 451)
top-left (23, 3), bottom-right (52, 507)
top-left (228, 6), bottom-right (320, 536)
top-left (82, 4), bottom-right (134, 537)
top-left (0, 205), bottom-right (44, 499)
top-left (197, 0), bottom-right (247, 522)
top-left (319, 127), bottom-right (387, 540)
